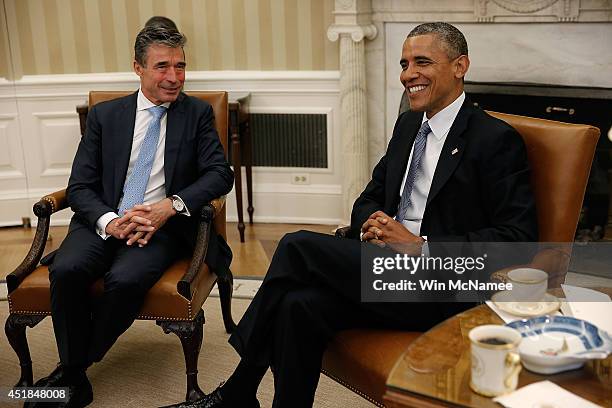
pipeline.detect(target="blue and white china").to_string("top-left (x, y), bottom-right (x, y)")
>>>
top-left (507, 316), bottom-right (612, 374)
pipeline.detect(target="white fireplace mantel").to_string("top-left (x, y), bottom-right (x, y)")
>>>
top-left (370, 0), bottom-right (611, 23)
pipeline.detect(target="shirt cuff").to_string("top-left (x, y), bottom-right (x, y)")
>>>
top-left (173, 195), bottom-right (191, 216)
top-left (96, 212), bottom-right (119, 240)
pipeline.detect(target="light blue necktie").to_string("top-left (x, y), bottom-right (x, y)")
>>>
top-left (396, 121), bottom-right (431, 222)
top-left (118, 105), bottom-right (167, 215)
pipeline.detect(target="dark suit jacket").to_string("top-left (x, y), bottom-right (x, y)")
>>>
top-left (60, 91), bottom-right (234, 274)
top-left (350, 99), bottom-right (538, 243)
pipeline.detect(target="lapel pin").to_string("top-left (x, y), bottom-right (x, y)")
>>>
top-left (451, 148), bottom-right (459, 155)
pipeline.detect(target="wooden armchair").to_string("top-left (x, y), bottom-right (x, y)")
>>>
top-left (321, 112), bottom-right (600, 406)
top-left (5, 91), bottom-right (236, 403)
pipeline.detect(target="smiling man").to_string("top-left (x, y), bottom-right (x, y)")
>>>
top-left (169, 22), bottom-right (537, 408)
top-left (28, 26), bottom-right (234, 408)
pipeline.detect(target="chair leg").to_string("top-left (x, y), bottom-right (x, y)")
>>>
top-left (5, 313), bottom-right (46, 387)
top-left (217, 270), bottom-right (237, 334)
top-left (158, 310), bottom-right (206, 402)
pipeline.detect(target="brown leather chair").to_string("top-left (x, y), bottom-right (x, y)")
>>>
top-left (5, 91), bottom-right (236, 402)
top-left (321, 112), bottom-right (600, 406)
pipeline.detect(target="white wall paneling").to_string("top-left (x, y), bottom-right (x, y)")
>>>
top-left (0, 113), bottom-right (24, 181)
top-left (0, 71), bottom-right (342, 226)
top-left (0, 84), bottom-right (30, 226)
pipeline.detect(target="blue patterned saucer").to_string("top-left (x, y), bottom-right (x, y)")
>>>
top-left (506, 316), bottom-right (612, 374)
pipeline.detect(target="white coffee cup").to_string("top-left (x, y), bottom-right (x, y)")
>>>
top-left (507, 268), bottom-right (548, 302)
top-left (469, 325), bottom-right (522, 397)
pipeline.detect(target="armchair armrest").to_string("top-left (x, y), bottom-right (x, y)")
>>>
top-left (38, 189), bottom-right (69, 215)
top-left (209, 196), bottom-right (226, 218)
top-left (335, 226), bottom-right (351, 238)
top-left (6, 189), bottom-right (68, 294)
top-left (177, 196), bottom-right (226, 300)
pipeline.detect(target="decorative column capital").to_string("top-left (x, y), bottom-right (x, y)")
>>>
top-left (327, 23), bottom-right (377, 42)
top-left (327, 0), bottom-right (377, 42)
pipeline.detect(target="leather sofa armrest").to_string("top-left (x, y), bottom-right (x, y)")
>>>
top-left (6, 189), bottom-right (68, 294)
top-left (177, 197), bottom-right (225, 300)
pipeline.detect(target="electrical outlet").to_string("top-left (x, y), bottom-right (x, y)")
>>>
top-left (291, 173), bottom-right (310, 185)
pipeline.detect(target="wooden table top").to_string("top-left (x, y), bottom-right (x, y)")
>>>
top-left (385, 290), bottom-right (612, 408)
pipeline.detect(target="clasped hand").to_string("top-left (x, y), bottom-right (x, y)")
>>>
top-left (361, 211), bottom-right (424, 255)
top-left (105, 198), bottom-right (175, 247)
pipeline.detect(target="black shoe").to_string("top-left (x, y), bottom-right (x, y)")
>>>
top-left (32, 364), bottom-right (88, 388)
top-left (25, 365), bottom-right (93, 408)
top-left (160, 384), bottom-right (260, 408)
top-left (62, 380), bottom-right (93, 408)
top-left (33, 364), bottom-right (68, 387)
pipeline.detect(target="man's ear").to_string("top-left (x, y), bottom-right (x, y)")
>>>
top-left (133, 60), bottom-right (143, 77)
top-left (454, 55), bottom-right (470, 79)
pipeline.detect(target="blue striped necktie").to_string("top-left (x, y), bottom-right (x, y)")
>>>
top-left (118, 105), bottom-right (167, 215)
top-left (396, 120), bottom-right (431, 222)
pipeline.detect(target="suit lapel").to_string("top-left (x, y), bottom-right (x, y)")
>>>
top-left (164, 93), bottom-right (186, 193)
top-left (113, 92), bottom-right (138, 207)
top-left (426, 100), bottom-right (472, 206)
top-left (386, 113), bottom-right (422, 212)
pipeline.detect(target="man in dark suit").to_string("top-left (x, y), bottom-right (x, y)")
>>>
top-left (176, 22), bottom-right (537, 408)
top-left (29, 26), bottom-right (234, 407)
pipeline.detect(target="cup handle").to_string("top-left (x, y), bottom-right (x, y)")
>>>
top-left (504, 352), bottom-right (522, 389)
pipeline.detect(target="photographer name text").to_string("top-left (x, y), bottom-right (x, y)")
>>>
top-left (372, 279), bottom-right (512, 292)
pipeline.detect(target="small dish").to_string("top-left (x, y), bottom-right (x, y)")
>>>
top-left (492, 291), bottom-right (560, 317)
top-left (506, 316), bottom-right (612, 374)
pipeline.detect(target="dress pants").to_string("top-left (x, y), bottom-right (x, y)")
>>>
top-left (48, 217), bottom-right (184, 368)
top-left (229, 230), bottom-right (472, 408)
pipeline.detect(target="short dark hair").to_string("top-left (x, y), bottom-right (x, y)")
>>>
top-left (134, 25), bottom-right (186, 67)
top-left (407, 22), bottom-right (468, 59)
top-left (144, 16), bottom-right (178, 31)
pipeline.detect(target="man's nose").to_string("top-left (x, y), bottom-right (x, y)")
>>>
top-left (165, 68), bottom-right (177, 82)
top-left (401, 66), bottom-right (419, 83)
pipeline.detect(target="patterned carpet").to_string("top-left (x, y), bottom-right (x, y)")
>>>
top-left (0, 296), bottom-right (375, 408)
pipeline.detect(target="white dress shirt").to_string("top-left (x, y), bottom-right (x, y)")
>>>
top-left (399, 92), bottom-right (465, 236)
top-left (95, 89), bottom-right (188, 239)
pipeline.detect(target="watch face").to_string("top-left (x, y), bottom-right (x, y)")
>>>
top-left (173, 199), bottom-right (184, 212)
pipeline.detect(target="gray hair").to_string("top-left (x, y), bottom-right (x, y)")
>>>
top-left (134, 25), bottom-right (186, 66)
top-left (407, 22), bottom-right (468, 59)
top-left (144, 16), bottom-right (178, 31)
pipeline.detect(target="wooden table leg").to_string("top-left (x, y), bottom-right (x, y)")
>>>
top-left (244, 121), bottom-right (254, 225)
top-left (231, 111), bottom-right (245, 243)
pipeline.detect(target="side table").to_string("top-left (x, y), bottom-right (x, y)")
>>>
top-left (384, 294), bottom-right (612, 407)
top-left (229, 94), bottom-right (252, 243)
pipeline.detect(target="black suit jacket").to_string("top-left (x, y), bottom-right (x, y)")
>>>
top-left (61, 91), bottom-right (234, 274)
top-left (350, 99), bottom-right (538, 243)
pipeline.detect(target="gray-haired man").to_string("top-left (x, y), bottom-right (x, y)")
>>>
top-left (28, 25), bottom-right (233, 408)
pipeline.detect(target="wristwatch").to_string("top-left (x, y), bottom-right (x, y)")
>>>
top-left (170, 195), bottom-right (185, 213)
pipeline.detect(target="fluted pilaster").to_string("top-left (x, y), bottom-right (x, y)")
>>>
top-left (339, 36), bottom-right (369, 223)
top-left (327, 0), bottom-right (377, 223)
